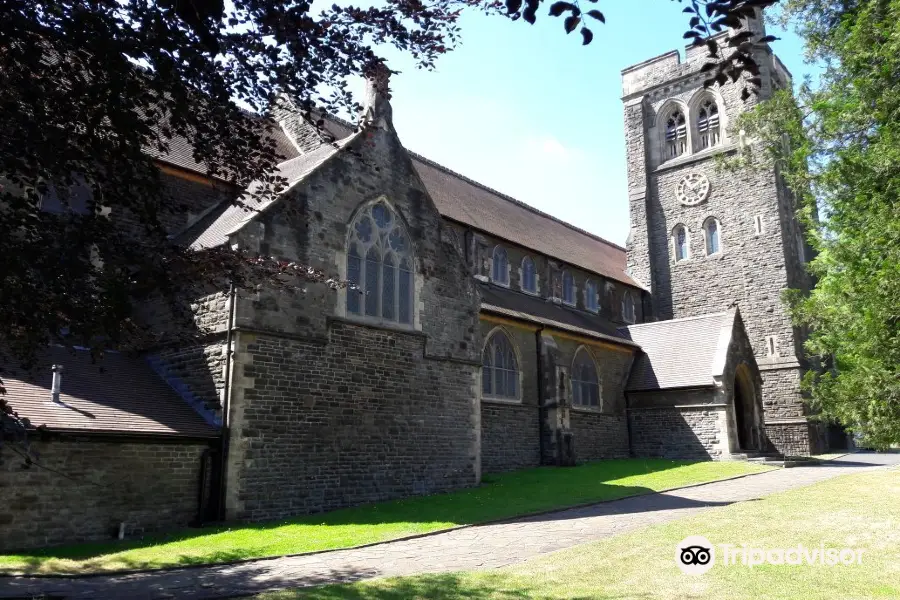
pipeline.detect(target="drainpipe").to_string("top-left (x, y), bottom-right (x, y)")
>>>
top-left (535, 326), bottom-right (545, 465)
top-left (217, 281), bottom-right (237, 522)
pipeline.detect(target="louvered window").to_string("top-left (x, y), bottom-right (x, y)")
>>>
top-left (665, 110), bottom-right (688, 159)
top-left (697, 100), bottom-right (721, 149)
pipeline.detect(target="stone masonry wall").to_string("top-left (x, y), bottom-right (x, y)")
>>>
top-left (481, 402), bottom-right (540, 473)
top-left (479, 320), bottom-right (541, 474)
top-left (629, 403), bottom-right (729, 460)
top-left (0, 439), bottom-right (209, 551)
top-left (570, 411), bottom-right (629, 462)
top-left (220, 104), bottom-right (482, 520)
top-left (226, 326), bottom-right (478, 521)
top-left (553, 335), bottom-right (633, 462)
top-left (148, 342), bottom-right (226, 420)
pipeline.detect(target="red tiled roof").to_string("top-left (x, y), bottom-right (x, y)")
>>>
top-left (2, 347), bottom-right (219, 438)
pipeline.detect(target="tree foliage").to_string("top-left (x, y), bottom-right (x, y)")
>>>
top-left (0, 0), bottom-right (780, 462)
top-left (732, 0), bottom-right (900, 448)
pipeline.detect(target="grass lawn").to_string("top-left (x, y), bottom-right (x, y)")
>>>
top-left (0, 459), bottom-right (770, 575)
top-left (256, 467), bottom-right (900, 600)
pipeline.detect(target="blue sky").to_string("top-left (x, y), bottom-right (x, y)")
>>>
top-left (342, 2), bottom-right (812, 246)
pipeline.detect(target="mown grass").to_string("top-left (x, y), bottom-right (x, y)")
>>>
top-left (257, 467), bottom-right (900, 600)
top-left (0, 458), bottom-right (770, 575)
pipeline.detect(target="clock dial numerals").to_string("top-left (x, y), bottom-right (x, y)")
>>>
top-left (676, 173), bottom-right (711, 206)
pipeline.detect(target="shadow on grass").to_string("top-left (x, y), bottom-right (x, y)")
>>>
top-left (253, 572), bottom-right (659, 600)
top-left (0, 458), bottom-right (737, 573)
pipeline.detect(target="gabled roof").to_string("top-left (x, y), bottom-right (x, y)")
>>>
top-left (478, 282), bottom-right (638, 348)
top-left (155, 113), bottom-right (637, 287)
top-left (619, 311), bottom-right (737, 391)
top-left (1, 347), bottom-right (219, 438)
top-left (184, 139), bottom-right (353, 250)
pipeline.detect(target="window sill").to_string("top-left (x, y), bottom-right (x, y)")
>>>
top-left (571, 405), bottom-right (605, 414)
top-left (328, 315), bottom-right (425, 337)
top-left (482, 396), bottom-right (523, 405)
top-left (655, 143), bottom-right (738, 173)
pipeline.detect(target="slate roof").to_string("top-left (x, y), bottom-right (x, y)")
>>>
top-left (154, 116), bottom-right (637, 287)
top-left (1, 347), bottom-right (219, 438)
top-left (478, 283), bottom-right (638, 348)
top-left (185, 139), bottom-right (353, 250)
top-left (618, 311), bottom-right (735, 392)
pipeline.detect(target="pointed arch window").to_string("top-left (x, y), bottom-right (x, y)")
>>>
top-left (492, 246), bottom-right (509, 285)
top-left (521, 256), bottom-right (537, 293)
top-left (622, 291), bottom-right (636, 324)
top-left (704, 217), bottom-right (721, 255)
top-left (562, 270), bottom-right (576, 305)
top-left (673, 225), bottom-right (689, 262)
top-left (697, 99), bottom-right (721, 150)
top-left (346, 201), bottom-right (414, 324)
top-left (572, 349), bottom-right (600, 408)
top-left (585, 279), bottom-right (598, 312)
top-left (482, 330), bottom-right (519, 399)
top-left (665, 109), bottom-right (688, 159)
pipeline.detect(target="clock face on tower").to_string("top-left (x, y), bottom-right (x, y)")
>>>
top-left (676, 172), bottom-right (711, 206)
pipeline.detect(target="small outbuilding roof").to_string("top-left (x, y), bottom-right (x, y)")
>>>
top-left (619, 310), bottom-right (738, 392)
top-left (1, 347), bottom-right (219, 438)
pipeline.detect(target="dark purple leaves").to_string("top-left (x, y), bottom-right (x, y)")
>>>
top-left (580, 27), bottom-right (593, 45)
top-left (548, 1), bottom-right (576, 17)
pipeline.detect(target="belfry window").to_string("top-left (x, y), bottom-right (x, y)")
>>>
top-left (482, 330), bottom-right (519, 399)
top-left (665, 110), bottom-right (688, 159)
top-left (572, 349), bottom-right (600, 408)
top-left (673, 225), bottom-right (689, 262)
top-left (697, 99), bottom-right (721, 150)
top-left (346, 201), bottom-right (414, 325)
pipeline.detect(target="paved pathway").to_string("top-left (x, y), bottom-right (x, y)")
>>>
top-left (2, 452), bottom-right (897, 600)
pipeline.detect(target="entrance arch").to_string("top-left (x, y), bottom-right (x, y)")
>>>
top-left (733, 363), bottom-right (758, 451)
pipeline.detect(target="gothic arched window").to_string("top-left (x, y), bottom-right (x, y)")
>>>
top-left (673, 225), bottom-right (689, 262)
top-left (492, 246), bottom-right (509, 285)
top-left (346, 201), bottom-right (414, 324)
top-left (704, 217), bottom-right (721, 255)
top-left (585, 279), bottom-right (598, 312)
top-left (521, 256), bottom-right (537, 293)
top-left (665, 109), bottom-right (688, 159)
top-left (697, 99), bottom-right (721, 150)
top-left (482, 330), bottom-right (519, 399)
top-left (622, 291), bottom-right (636, 324)
top-left (572, 348), bottom-right (600, 408)
top-left (562, 270), bottom-right (576, 305)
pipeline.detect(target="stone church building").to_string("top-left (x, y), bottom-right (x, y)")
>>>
top-left (0, 18), bottom-right (827, 550)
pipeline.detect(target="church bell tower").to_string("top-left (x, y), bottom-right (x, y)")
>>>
top-left (620, 15), bottom-right (822, 455)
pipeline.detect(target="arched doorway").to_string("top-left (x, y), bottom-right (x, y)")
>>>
top-left (733, 363), bottom-right (758, 451)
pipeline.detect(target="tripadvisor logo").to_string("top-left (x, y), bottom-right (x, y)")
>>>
top-left (676, 535), bottom-right (715, 575)
top-left (676, 536), bottom-right (866, 575)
